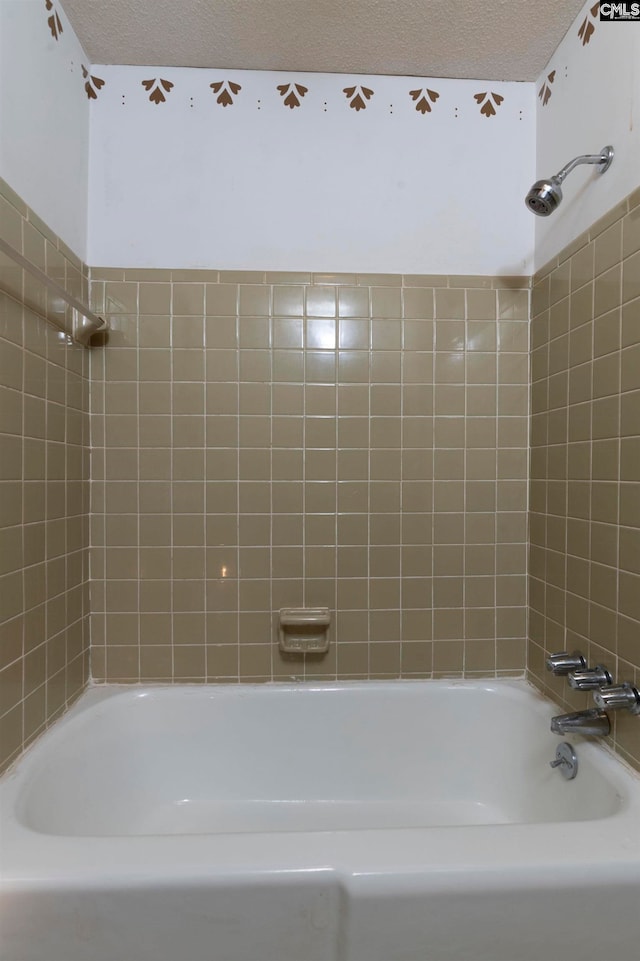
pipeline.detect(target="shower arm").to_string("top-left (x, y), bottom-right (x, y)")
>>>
top-left (553, 146), bottom-right (614, 185)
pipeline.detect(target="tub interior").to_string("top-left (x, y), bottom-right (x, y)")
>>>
top-left (13, 682), bottom-right (624, 837)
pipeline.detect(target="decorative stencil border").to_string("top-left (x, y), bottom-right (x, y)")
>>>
top-left (38, 0), bottom-right (605, 114)
top-left (578, 1), bottom-right (601, 45)
top-left (538, 1), bottom-right (602, 108)
top-left (211, 80), bottom-right (241, 106)
top-left (277, 82), bottom-right (308, 108)
top-left (473, 91), bottom-right (504, 117)
top-left (410, 88), bottom-right (440, 114)
top-left (538, 70), bottom-right (555, 106)
top-left (343, 85), bottom-right (374, 111)
top-left (82, 65), bottom-right (105, 100)
top-left (45, 0), bottom-right (63, 40)
top-left (87, 76), bottom-right (517, 117)
top-left (141, 78), bottom-right (174, 103)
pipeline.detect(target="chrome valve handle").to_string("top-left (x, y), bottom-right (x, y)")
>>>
top-left (546, 651), bottom-right (586, 675)
top-left (568, 665), bottom-right (612, 690)
top-left (593, 683), bottom-right (640, 715)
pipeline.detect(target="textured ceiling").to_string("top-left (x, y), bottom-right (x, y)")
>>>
top-left (61, 0), bottom-right (587, 81)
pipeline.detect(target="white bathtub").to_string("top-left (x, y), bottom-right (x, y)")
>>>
top-left (2, 679), bottom-right (640, 961)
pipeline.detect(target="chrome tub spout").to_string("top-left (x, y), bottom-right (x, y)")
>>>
top-left (550, 709), bottom-right (610, 737)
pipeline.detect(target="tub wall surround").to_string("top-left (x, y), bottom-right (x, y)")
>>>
top-left (0, 0), bottom-right (639, 784)
top-left (89, 271), bottom-right (530, 684)
top-left (528, 186), bottom-right (640, 771)
top-left (0, 178), bottom-right (91, 773)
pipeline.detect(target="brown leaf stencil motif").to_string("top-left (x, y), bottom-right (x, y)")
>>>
top-left (277, 83), bottom-right (308, 108)
top-left (210, 81), bottom-right (242, 107)
top-left (142, 78), bottom-right (174, 104)
top-left (474, 91), bottom-right (504, 117)
top-left (343, 85), bottom-right (374, 111)
top-left (82, 65), bottom-right (105, 100)
top-left (578, 2), bottom-right (600, 45)
top-left (538, 70), bottom-right (555, 107)
top-left (45, 0), bottom-right (63, 40)
top-left (409, 88), bottom-right (440, 114)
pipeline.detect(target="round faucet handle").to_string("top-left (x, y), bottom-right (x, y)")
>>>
top-left (568, 665), bottom-right (612, 690)
top-left (593, 683), bottom-right (640, 715)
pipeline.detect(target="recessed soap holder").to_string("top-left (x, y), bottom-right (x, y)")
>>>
top-left (278, 607), bottom-right (331, 654)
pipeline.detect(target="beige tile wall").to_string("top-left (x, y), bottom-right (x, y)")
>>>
top-left (0, 179), bottom-right (90, 774)
top-left (5, 170), bottom-right (640, 775)
top-left (528, 186), bottom-right (640, 771)
top-left (89, 269), bottom-right (530, 683)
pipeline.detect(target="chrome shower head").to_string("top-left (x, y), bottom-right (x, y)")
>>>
top-left (525, 145), bottom-right (614, 217)
top-left (525, 178), bottom-right (563, 217)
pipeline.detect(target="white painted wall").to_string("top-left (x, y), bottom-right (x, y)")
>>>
top-left (0, 0), bottom-right (89, 258)
top-left (2, 0), bottom-right (636, 275)
top-left (88, 68), bottom-right (536, 275)
top-left (534, 0), bottom-right (640, 270)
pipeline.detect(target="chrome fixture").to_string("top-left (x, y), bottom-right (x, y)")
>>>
top-left (550, 709), bottom-right (611, 737)
top-left (550, 741), bottom-right (578, 780)
top-left (0, 235), bottom-right (108, 347)
top-left (546, 650), bottom-right (586, 676)
top-left (568, 664), bottom-right (613, 691)
top-left (525, 145), bottom-right (614, 217)
top-left (593, 683), bottom-right (640, 715)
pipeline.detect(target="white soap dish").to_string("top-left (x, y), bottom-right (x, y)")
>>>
top-left (278, 607), bottom-right (331, 654)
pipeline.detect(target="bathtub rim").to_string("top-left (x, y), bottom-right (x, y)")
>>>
top-left (2, 677), bottom-right (640, 889)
